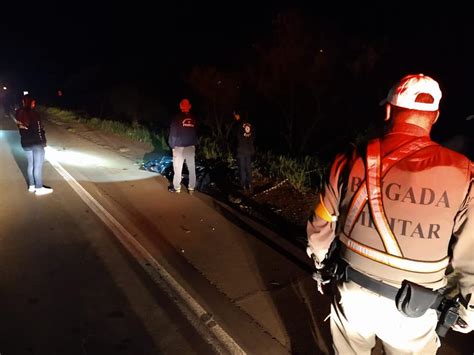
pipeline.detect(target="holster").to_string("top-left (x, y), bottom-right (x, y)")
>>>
top-left (395, 280), bottom-right (441, 318)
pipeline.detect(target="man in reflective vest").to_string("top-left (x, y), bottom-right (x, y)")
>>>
top-left (307, 74), bottom-right (473, 354)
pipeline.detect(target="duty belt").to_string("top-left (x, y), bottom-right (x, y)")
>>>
top-left (345, 265), bottom-right (443, 310)
top-left (346, 266), bottom-right (398, 299)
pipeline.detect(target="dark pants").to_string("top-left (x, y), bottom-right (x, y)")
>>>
top-left (237, 155), bottom-right (252, 188)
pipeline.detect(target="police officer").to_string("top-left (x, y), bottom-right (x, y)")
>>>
top-left (168, 98), bottom-right (198, 194)
top-left (306, 74), bottom-right (473, 354)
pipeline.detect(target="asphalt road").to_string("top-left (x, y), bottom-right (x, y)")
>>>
top-left (0, 116), bottom-right (217, 354)
top-left (0, 108), bottom-right (472, 355)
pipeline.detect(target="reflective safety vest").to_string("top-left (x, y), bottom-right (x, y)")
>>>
top-left (317, 137), bottom-right (450, 274)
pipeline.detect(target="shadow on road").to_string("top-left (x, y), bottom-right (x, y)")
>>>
top-left (213, 200), bottom-right (333, 354)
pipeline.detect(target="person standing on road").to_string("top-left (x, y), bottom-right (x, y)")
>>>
top-left (168, 98), bottom-right (198, 194)
top-left (306, 74), bottom-right (473, 354)
top-left (15, 94), bottom-right (53, 195)
top-left (233, 110), bottom-right (255, 193)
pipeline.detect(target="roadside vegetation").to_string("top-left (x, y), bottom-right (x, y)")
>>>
top-left (40, 9), bottom-right (386, 230)
top-left (40, 106), bottom-right (325, 193)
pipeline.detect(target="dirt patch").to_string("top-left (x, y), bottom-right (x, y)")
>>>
top-left (202, 169), bottom-right (318, 247)
top-left (253, 180), bottom-right (316, 230)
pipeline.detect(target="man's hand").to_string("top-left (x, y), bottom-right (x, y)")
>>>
top-left (14, 119), bottom-right (28, 129)
top-left (306, 245), bottom-right (327, 270)
top-left (307, 245), bottom-right (331, 295)
top-left (453, 306), bottom-right (474, 334)
top-left (312, 272), bottom-right (330, 295)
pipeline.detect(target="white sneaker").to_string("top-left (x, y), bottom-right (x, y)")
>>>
top-left (28, 185), bottom-right (36, 192)
top-left (35, 186), bottom-right (53, 195)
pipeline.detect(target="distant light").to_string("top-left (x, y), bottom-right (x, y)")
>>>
top-left (319, 49), bottom-right (324, 53)
top-left (57, 90), bottom-right (63, 97)
top-left (23, 91), bottom-right (29, 96)
top-left (2, 86), bottom-right (7, 90)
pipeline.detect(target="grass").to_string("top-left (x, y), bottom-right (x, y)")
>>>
top-left (40, 107), bottom-right (78, 122)
top-left (197, 137), bottom-right (324, 192)
top-left (198, 136), bottom-right (234, 167)
top-left (39, 106), bottom-right (166, 148)
top-left (257, 151), bottom-right (324, 192)
top-left (40, 106), bottom-right (324, 192)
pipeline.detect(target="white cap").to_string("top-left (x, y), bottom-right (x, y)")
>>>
top-left (385, 74), bottom-right (442, 111)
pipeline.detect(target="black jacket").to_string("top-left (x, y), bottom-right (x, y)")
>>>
top-left (236, 122), bottom-right (255, 157)
top-left (168, 112), bottom-right (197, 148)
top-left (15, 108), bottom-right (47, 149)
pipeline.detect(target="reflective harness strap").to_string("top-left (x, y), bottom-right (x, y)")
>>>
top-left (339, 234), bottom-right (450, 273)
top-left (340, 137), bottom-right (450, 272)
top-left (343, 137), bottom-right (437, 237)
top-left (366, 140), bottom-right (403, 256)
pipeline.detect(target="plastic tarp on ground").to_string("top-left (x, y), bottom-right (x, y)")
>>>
top-left (142, 156), bottom-right (211, 190)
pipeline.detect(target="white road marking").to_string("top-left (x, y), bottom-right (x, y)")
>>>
top-left (46, 154), bottom-right (246, 355)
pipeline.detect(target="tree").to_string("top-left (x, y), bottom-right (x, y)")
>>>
top-left (186, 66), bottom-right (242, 148)
top-left (252, 10), bottom-right (330, 154)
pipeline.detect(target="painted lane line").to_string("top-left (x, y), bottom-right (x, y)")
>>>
top-left (46, 154), bottom-right (246, 355)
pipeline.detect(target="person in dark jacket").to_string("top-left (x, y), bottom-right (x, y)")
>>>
top-left (15, 95), bottom-right (53, 195)
top-left (233, 111), bottom-right (255, 192)
top-left (168, 98), bottom-right (198, 194)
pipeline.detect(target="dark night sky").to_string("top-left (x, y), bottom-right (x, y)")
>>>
top-left (0, 3), bottom-right (271, 85)
top-left (1, 2), bottom-right (473, 137)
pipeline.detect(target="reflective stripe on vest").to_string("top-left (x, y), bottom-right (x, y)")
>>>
top-left (315, 194), bottom-right (337, 222)
top-left (366, 140), bottom-right (403, 256)
top-left (343, 137), bottom-right (437, 236)
top-left (342, 137), bottom-right (441, 270)
top-left (340, 234), bottom-right (450, 273)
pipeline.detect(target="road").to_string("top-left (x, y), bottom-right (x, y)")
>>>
top-left (0, 109), bottom-right (472, 354)
top-left (0, 114), bottom-right (218, 354)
